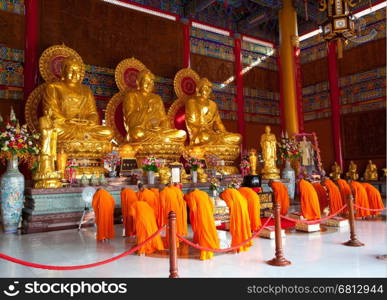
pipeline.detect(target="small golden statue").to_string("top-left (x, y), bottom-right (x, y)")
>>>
top-left (123, 69), bottom-right (186, 144)
top-left (382, 168), bottom-right (387, 178)
top-left (181, 168), bottom-right (189, 184)
top-left (346, 160), bottom-right (359, 180)
top-left (329, 161), bottom-right (342, 181)
top-left (248, 148), bottom-right (258, 175)
top-left (185, 78), bottom-right (241, 146)
top-left (197, 167), bottom-right (208, 183)
top-left (158, 165), bottom-right (171, 185)
top-left (364, 160), bottom-right (378, 181)
top-left (260, 126), bottom-right (280, 179)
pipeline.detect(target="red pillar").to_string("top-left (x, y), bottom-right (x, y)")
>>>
top-left (234, 34), bottom-right (246, 150)
top-left (24, 0), bottom-right (39, 106)
top-left (327, 41), bottom-right (343, 168)
top-left (293, 46), bottom-right (304, 133)
top-left (181, 18), bottom-right (191, 68)
top-left (277, 51), bottom-right (286, 131)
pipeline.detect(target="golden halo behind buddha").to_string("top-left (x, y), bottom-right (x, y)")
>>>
top-left (39, 44), bottom-right (85, 83)
top-left (115, 57), bottom-right (146, 91)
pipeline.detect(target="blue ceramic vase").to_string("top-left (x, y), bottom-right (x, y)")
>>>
top-left (281, 159), bottom-right (295, 200)
top-left (0, 155), bottom-right (25, 233)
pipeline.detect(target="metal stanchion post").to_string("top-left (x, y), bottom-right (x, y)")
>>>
top-left (343, 193), bottom-right (364, 247)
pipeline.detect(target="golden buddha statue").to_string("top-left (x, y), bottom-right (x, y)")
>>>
top-left (249, 148), bottom-right (258, 175)
top-left (346, 160), bottom-right (359, 181)
top-left (159, 165), bottom-right (172, 185)
top-left (329, 162), bottom-right (342, 181)
top-left (197, 167), bottom-right (208, 183)
top-left (123, 69), bottom-right (186, 144)
top-left (364, 160), bottom-right (378, 181)
top-left (260, 126), bottom-right (280, 179)
top-left (33, 108), bottom-right (62, 188)
top-left (185, 78), bottom-right (241, 146)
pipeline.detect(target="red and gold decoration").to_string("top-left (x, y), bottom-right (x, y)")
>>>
top-left (319, 0), bottom-right (360, 58)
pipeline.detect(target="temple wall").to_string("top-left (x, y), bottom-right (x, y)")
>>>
top-left (300, 7), bottom-right (386, 175)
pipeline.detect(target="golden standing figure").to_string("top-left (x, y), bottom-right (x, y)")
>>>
top-left (33, 109), bottom-right (62, 188)
top-left (185, 78), bottom-right (241, 146)
top-left (329, 161), bottom-right (342, 180)
top-left (122, 69), bottom-right (186, 144)
top-left (346, 160), bottom-right (359, 180)
top-left (249, 148), bottom-right (258, 175)
top-left (260, 126), bottom-right (280, 179)
top-left (364, 160), bottom-right (378, 181)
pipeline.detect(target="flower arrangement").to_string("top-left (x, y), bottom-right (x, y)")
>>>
top-left (276, 135), bottom-right (301, 165)
top-left (0, 116), bottom-right (39, 167)
top-left (103, 150), bottom-right (121, 171)
top-left (239, 155), bottom-right (251, 176)
top-left (65, 159), bottom-right (79, 184)
top-left (142, 156), bottom-right (162, 172)
top-left (209, 177), bottom-right (220, 192)
top-left (227, 175), bottom-right (242, 189)
top-left (185, 157), bottom-right (205, 172)
top-left (204, 153), bottom-right (220, 167)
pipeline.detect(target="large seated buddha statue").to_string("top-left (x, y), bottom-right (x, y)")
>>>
top-left (105, 58), bottom-right (186, 166)
top-left (25, 45), bottom-right (113, 182)
top-left (185, 77), bottom-right (242, 174)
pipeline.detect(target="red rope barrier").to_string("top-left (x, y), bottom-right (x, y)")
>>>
top-left (177, 217), bottom-right (273, 253)
top-left (0, 226), bottom-right (166, 270)
top-left (280, 204), bottom-right (348, 225)
top-left (353, 204), bottom-right (387, 212)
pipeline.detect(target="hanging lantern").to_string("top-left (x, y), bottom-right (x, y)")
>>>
top-left (319, 0), bottom-right (360, 58)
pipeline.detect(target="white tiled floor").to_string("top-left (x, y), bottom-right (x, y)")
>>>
top-left (0, 219), bottom-right (386, 278)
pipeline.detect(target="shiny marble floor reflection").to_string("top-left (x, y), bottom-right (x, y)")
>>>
top-left (0, 218), bottom-right (386, 278)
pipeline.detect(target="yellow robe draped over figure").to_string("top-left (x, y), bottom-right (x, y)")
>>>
top-left (43, 58), bottom-right (113, 141)
top-left (121, 188), bottom-right (138, 237)
top-left (184, 189), bottom-right (220, 260)
top-left (130, 201), bottom-right (164, 255)
top-left (270, 181), bottom-right (290, 215)
top-left (312, 182), bottom-right (328, 213)
top-left (362, 183), bottom-right (385, 216)
top-left (137, 187), bottom-right (161, 227)
top-left (220, 188), bottom-right (252, 253)
top-left (324, 179), bottom-right (344, 214)
top-left (350, 181), bottom-right (371, 218)
top-left (92, 189), bottom-right (116, 241)
top-left (299, 179), bottom-right (321, 220)
top-left (337, 179), bottom-right (352, 210)
top-left (238, 187), bottom-right (262, 231)
top-left (122, 69), bottom-right (186, 143)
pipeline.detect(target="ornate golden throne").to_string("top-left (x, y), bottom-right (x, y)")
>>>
top-left (25, 45), bottom-right (112, 177)
top-left (105, 58), bottom-right (185, 167)
top-left (167, 68), bottom-right (240, 174)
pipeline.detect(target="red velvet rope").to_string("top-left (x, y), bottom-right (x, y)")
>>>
top-left (280, 204), bottom-right (348, 225)
top-left (177, 217), bottom-right (272, 253)
top-left (353, 204), bottom-right (387, 212)
top-left (0, 226), bottom-right (166, 270)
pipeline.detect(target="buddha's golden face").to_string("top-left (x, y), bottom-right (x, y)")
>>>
top-left (197, 84), bottom-right (211, 99)
top-left (63, 63), bottom-right (82, 84)
top-left (139, 74), bottom-right (154, 94)
top-left (265, 126), bottom-right (271, 134)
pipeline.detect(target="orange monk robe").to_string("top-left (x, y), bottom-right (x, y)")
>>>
top-left (312, 182), bottom-right (329, 212)
top-left (362, 183), bottom-right (385, 216)
top-left (337, 179), bottom-right (352, 206)
top-left (170, 185), bottom-right (188, 236)
top-left (137, 188), bottom-right (161, 227)
top-left (120, 188), bottom-right (138, 237)
top-left (220, 188), bottom-right (252, 252)
top-left (130, 201), bottom-right (164, 255)
top-left (324, 179), bottom-right (344, 214)
top-left (150, 188), bottom-right (163, 227)
top-left (238, 187), bottom-right (261, 231)
top-left (160, 186), bottom-right (188, 247)
top-left (270, 181), bottom-right (290, 215)
top-left (350, 181), bottom-right (371, 218)
top-left (299, 179), bottom-right (321, 220)
top-left (184, 189), bottom-right (220, 260)
top-left (92, 189), bottom-right (116, 241)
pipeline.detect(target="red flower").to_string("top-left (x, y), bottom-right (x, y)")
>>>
top-left (17, 143), bottom-right (23, 149)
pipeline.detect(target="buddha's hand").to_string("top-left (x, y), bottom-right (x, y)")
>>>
top-left (68, 118), bottom-right (89, 125)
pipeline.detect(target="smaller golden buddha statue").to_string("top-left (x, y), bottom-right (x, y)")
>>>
top-left (185, 78), bottom-right (241, 146)
top-left (249, 148), bottom-right (258, 175)
top-left (346, 160), bottom-right (359, 180)
top-left (181, 168), bottom-right (189, 184)
top-left (122, 69), bottom-right (186, 144)
top-left (197, 167), bottom-right (208, 183)
top-left (364, 160), bottom-right (378, 181)
top-left (260, 126), bottom-right (280, 179)
top-left (329, 162), bottom-right (342, 181)
top-left (159, 162), bottom-right (171, 185)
